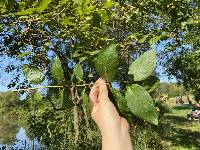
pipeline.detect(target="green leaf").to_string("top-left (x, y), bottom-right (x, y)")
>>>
top-left (125, 84), bottom-right (158, 125)
top-left (15, 8), bottom-right (35, 16)
top-left (17, 52), bottom-right (31, 58)
top-left (103, 0), bottom-right (114, 8)
top-left (59, 0), bottom-right (69, 5)
top-left (110, 88), bottom-right (129, 117)
top-left (79, 56), bottom-right (87, 62)
top-left (73, 0), bottom-right (82, 4)
top-left (86, 50), bottom-right (101, 56)
top-left (33, 92), bottom-right (42, 102)
top-left (149, 35), bottom-right (162, 45)
top-left (127, 33), bottom-right (138, 40)
top-left (73, 64), bottom-right (83, 82)
top-left (138, 34), bottom-right (149, 43)
top-left (15, 0), bottom-right (52, 15)
top-left (101, 11), bottom-right (109, 23)
top-left (44, 42), bottom-right (50, 47)
top-left (51, 56), bottom-right (64, 83)
top-left (36, 0), bottom-right (52, 12)
top-left (62, 19), bottom-right (75, 26)
top-left (73, 51), bottom-right (82, 57)
top-left (86, 5), bottom-right (95, 13)
top-left (81, 89), bottom-right (89, 112)
top-left (95, 44), bottom-right (119, 81)
top-left (128, 49), bottom-right (156, 81)
top-left (23, 66), bottom-right (44, 84)
top-left (33, 92), bottom-right (44, 109)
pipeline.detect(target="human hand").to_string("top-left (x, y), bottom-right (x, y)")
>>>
top-left (89, 78), bottom-right (132, 150)
top-left (89, 78), bottom-right (129, 133)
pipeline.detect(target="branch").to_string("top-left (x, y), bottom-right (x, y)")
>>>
top-left (12, 86), bottom-right (64, 92)
top-left (12, 84), bottom-right (91, 92)
top-left (12, 80), bottom-right (129, 92)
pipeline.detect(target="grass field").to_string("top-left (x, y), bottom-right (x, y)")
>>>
top-left (162, 101), bottom-right (200, 150)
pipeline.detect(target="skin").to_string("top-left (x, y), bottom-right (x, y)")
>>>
top-left (89, 78), bottom-right (133, 150)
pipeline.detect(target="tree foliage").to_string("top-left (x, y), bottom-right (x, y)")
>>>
top-left (166, 50), bottom-right (200, 98)
top-left (155, 82), bottom-right (187, 98)
top-left (0, 91), bottom-right (21, 116)
top-left (0, 0), bottom-right (199, 149)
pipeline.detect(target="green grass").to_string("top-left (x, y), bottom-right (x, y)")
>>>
top-left (162, 101), bottom-right (200, 150)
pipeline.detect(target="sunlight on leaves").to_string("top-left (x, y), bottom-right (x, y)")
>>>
top-left (23, 66), bottom-right (44, 84)
top-left (128, 49), bottom-right (156, 81)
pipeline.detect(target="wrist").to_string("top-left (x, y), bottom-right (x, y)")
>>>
top-left (101, 132), bottom-right (122, 150)
top-left (101, 127), bottom-right (132, 150)
top-left (101, 133), bottom-right (132, 150)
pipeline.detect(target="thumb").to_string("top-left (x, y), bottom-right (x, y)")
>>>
top-left (98, 79), bottom-right (109, 101)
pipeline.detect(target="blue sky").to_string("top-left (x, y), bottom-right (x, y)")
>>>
top-left (0, 56), bottom-right (21, 92)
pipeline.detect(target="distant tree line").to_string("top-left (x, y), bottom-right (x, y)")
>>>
top-left (154, 83), bottom-right (187, 98)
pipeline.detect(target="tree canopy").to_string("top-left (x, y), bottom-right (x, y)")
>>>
top-left (166, 50), bottom-right (200, 99)
top-left (0, 0), bottom-right (200, 149)
top-left (0, 0), bottom-right (199, 89)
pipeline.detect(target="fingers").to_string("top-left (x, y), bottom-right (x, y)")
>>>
top-left (89, 78), bottom-right (109, 112)
top-left (89, 78), bottom-right (101, 111)
top-left (89, 81), bottom-right (99, 104)
top-left (89, 83), bottom-right (98, 112)
top-left (98, 78), bottom-right (109, 101)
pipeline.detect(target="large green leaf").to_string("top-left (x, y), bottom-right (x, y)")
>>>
top-left (51, 56), bottom-right (64, 83)
top-left (125, 84), bottom-right (158, 125)
top-left (128, 49), bottom-right (156, 81)
top-left (110, 88), bottom-right (130, 117)
top-left (23, 66), bottom-right (44, 84)
top-left (95, 44), bottom-right (119, 81)
top-left (73, 64), bottom-right (83, 82)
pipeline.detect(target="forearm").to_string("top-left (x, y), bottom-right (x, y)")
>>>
top-left (89, 79), bottom-right (133, 150)
top-left (101, 130), bottom-right (132, 150)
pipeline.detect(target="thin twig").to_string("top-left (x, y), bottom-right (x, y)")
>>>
top-left (12, 81), bottom-right (129, 92)
top-left (12, 86), bottom-right (64, 92)
top-left (53, 8), bottom-right (65, 19)
top-left (12, 84), bottom-right (91, 92)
